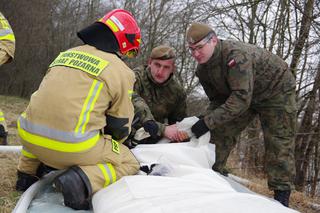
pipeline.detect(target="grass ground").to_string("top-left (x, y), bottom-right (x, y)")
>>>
top-left (0, 95), bottom-right (28, 213)
top-left (0, 95), bottom-right (319, 212)
top-left (227, 152), bottom-right (320, 213)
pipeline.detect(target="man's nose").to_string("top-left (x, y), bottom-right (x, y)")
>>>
top-left (156, 67), bottom-right (164, 74)
top-left (192, 50), bottom-right (200, 57)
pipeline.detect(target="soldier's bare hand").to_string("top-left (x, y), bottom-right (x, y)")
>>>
top-left (164, 124), bottom-right (179, 141)
top-left (175, 131), bottom-right (189, 142)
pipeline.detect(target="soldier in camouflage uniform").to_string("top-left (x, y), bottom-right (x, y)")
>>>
top-left (186, 23), bottom-right (296, 207)
top-left (131, 45), bottom-right (188, 144)
top-left (0, 12), bottom-right (15, 145)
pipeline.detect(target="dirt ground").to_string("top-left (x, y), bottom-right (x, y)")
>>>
top-left (227, 152), bottom-right (320, 213)
top-left (0, 95), bottom-right (319, 212)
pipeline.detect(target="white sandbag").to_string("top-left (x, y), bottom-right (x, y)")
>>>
top-left (133, 116), bottom-right (215, 169)
top-left (132, 142), bottom-right (215, 169)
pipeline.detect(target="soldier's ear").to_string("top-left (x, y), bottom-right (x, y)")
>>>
top-left (212, 36), bottom-right (218, 45)
top-left (172, 62), bottom-right (176, 73)
top-left (147, 58), bottom-right (152, 66)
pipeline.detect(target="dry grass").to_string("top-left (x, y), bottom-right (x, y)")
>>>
top-left (227, 151), bottom-right (320, 213)
top-left (1, 95), bottom-right (320, 212)
top-left (0, 95), bottom-right (27, 212)
top-left (0, 95), bottom-right (29, 145)
top-left (0, 153), bottom-right (21, 213)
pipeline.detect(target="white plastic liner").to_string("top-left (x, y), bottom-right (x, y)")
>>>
top-left (17, 117), bottom-right (298, 213)
top-left (92, 117), bottom-right (298, 213)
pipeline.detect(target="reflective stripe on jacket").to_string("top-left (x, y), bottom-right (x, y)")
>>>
top-left (0, 12), bottom-right (15, 58)
top-left (18, 45), bottom-right (135, 152)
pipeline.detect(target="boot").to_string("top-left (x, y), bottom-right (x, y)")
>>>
top-left (36, 163), bottom-right (57, 178)
top-left (0, 133), bottom-right (7, 145)
top-left (16, 171), bottom-right (39, 191)
top-left (274, 190), bottom-right (291, 207)
top-left (212, 164), bottom-right (230, 177)
top-left (0, 124), bottom-right (7, 145)
top-left (54, 166), bottom-right (92, 210)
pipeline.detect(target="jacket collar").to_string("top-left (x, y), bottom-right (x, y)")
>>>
top-left (198, 39), bottom-right (222, 71)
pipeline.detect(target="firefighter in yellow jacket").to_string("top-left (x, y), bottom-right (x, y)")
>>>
top-left (15, 9), bottom-right (141, 210)
top-left (0, 12), bottom-right (15, 145)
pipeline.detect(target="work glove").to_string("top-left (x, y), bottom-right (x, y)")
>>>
top-left (140, 164), bottom-right (158, 175)
top-left (191, 119), bottom-right (209, 138)
top-left (143, 120), bottom-right (158, 138)
top-left (140, 164), bottom-right (171, 176)
top-left (197, 115), bottom-right (204, 119)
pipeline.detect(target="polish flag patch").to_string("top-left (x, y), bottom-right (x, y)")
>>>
top-left (227, 59), bottom-right (236, 68)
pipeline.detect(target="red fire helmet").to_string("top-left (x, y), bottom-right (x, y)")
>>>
top-left (99, 9), bottom-right (141, 57)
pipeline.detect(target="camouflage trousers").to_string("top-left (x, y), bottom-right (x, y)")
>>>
top-left (211, 89), bottom-right (296, 191)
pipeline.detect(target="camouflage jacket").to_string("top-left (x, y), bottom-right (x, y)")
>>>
top-left (197, 39), bottom-right (296, 130)
top-left (132, 65), bottom-right (187, 136)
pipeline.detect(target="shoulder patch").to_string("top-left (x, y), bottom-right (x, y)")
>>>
top-left (227, 59), bottom-right (236, 68)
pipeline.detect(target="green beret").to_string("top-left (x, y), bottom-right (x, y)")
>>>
top-left (150, 45), bottom-right (175, 60)
top-left (186, 22), bottom-right (214, 44)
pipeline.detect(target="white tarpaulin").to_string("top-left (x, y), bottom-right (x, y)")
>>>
top-left (92, 117), bottom-right (299, 213)
top-left (16, 117), bottom-right (299, 213)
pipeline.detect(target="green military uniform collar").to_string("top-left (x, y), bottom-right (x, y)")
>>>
top-left (146, 65), bottom-right (173, 87)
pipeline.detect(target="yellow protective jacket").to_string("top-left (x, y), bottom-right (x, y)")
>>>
top-left (0, 12), bottom-right (15, 63)
top-left (17, 45), bottom-right (135, 153)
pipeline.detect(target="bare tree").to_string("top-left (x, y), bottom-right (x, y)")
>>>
top-left (0, 0), bottom-right (320, 195)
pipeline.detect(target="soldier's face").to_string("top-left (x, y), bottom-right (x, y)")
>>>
top-left (148, 59), bottom-right (175, 84)
top-left (189, 36), bottom-right (217, 64)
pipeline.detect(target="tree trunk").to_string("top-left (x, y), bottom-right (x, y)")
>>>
top-left (289, 0), bottom-right (314, 76)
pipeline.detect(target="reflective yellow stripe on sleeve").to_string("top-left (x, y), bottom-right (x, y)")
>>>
top-left (0, 111), bottom-right (5, 121)
top-left (0, 17), bottom-right (15, 42)
top-left (128, 90), bottom-right (133, 100)
top-left (0, 33), bottom-right (15, 42)
top-left (98, 163), bottom-right (117, 187)
top-left (75, 80), bottom-right (103, 134)
top-left (0, 16), bottom-right (10, 29)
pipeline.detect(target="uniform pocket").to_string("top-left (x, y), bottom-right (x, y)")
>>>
top-left (102, 135), bottom-right (122, 167)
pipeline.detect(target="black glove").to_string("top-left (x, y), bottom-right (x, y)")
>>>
top-left (191, 119), bottom-right (209, 138)
top-left (197, 115), bottom-right (204, 119)
top-left (143, 120), bottom-right (158, 138)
